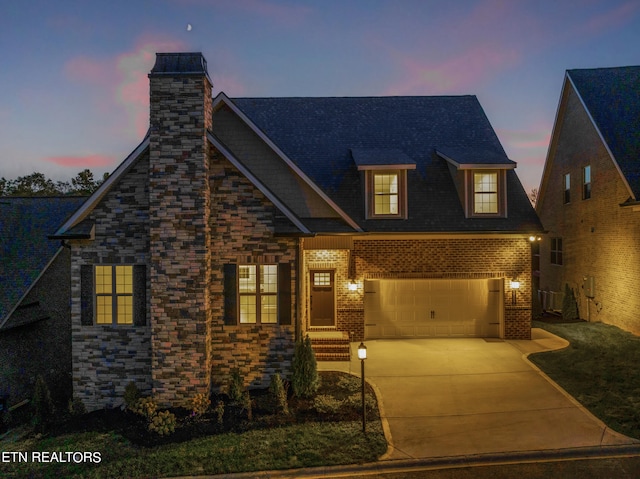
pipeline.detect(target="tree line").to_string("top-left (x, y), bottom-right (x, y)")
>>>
top-left (0, 169), bottom-right (108, 196)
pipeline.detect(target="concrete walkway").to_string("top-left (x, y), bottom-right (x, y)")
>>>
top-left (319, 328), bottom-right (638, 461)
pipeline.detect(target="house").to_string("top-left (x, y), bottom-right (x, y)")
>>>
top-left (0, 196), bottom-right (86, 409)
top-left (537, 66), bottom-right (640, 333)
top-left (49, 52), bottom-right (542, 411)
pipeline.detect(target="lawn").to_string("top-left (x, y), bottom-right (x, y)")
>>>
top-left (531, 319), bottom-right (640, 439)
top-left (0, 372), bottom-right (387, 478)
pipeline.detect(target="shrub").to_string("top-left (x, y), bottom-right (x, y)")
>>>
top-left (213, 400), bottom-right (225, 425)
top-left (33, 375), bottom-right (54, 432)
top-left (562, 284), bottom-right (579, 321)
top-left (242, 391), bottom-right (253, 422)
top-left (190, 392), bottom-right (211, 417)
top-left (130, 397), bottom-right (158, 420)
top-left (337, 374), bottom-right (361, 393)
top-left (123, 381), bottom-right (141, 410)
top-left (269, 373), bottom-right (289, 415)
top-left (148, 410), bottom-right (176, 436)
top-left (67, 397), bottom-right (87, 416)
top-left (344, 392), bottom-right (377, 412)
top-left (291, 335), bottom-right (319, 398)
top-left (313, 394), bottom-right (343, 414)
top-left (227, 370), bottom-right (245, 404)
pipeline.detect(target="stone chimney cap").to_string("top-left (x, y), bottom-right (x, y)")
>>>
top-left (149, 52), bottom-right (212, 83)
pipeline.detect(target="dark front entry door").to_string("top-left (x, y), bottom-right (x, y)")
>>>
top-left (310, 270), bottom-right (335, 327)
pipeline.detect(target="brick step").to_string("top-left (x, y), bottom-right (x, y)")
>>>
top-left (310, 336), bottom-right (351, 362)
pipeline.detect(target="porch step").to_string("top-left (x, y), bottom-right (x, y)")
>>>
top-left (308, 332), bottom-right (351, 361)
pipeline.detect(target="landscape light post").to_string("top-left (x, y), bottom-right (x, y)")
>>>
top-left (358, 342), bottom-right (367, 433)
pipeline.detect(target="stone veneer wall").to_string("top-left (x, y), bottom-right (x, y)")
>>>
top-left (208, 150), bottom-right (297, 391)
top-left (71, 153), bottom-right (152, 411)
top-left (303, 237), bottom-right (532, 341)
top-left (148, 72), bottom-right (213, 406)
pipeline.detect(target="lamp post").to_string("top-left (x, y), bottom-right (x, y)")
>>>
top-left (357, 342), bottom-right (367, 433)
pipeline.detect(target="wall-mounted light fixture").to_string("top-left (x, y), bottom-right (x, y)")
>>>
top-left (348, 280), bottom-right (358, 291)
top-left (529, 235), bottom-right (542, 242)
top-left (510, 278), bottom-right (520, 305)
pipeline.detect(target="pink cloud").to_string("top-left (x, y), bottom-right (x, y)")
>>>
top-left (64, 56), bottom-right (113, 85)
top-left (580, 1), bottom-right (640, 36)
top-left (45, 154), bottom-right (115, 168)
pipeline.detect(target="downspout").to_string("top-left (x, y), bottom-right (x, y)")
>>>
top-left (296, 238), bottom-right (304, 342)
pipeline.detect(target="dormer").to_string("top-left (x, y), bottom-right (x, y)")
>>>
top-left (437, 148), bottom-right (516, 218)
top-left (351, 148), bottom-right (416, 219)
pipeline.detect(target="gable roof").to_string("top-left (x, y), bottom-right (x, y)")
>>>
top-left (230, 96), bottom-right (540, 233)
top-left (567, 66), bottom-right (640, 199)
top-left (0, 196), bottom-right (86, 327)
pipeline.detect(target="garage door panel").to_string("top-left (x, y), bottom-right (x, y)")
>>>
top-left (365, 279), bottom-right (503, 339)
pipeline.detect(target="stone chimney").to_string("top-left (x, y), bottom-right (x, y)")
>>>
top-left (148, 52), bottom-right (213, 405)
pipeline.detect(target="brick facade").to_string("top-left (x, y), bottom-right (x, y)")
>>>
top-left (538, 81), bottom-right (640, 334)
top-left (304, 237), bottom-right (533, 341)
top-left (70, 153), bottom-right (152, 411)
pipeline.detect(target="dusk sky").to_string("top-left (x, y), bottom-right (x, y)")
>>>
top-left (2, 0), bottom-right (639, 194)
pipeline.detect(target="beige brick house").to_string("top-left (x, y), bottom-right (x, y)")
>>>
top-left (537, 66), bottom-right (640, 334)
top-left (51, 52), bottom-right (542, 411)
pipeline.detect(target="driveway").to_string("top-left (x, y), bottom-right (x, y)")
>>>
top-left (319, 328), bottom-right (638, 460)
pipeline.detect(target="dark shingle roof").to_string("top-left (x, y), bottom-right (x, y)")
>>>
top-left (0, 197), bottom-right (85, 324)
top-left (568, 66), bottom-right (640, 198)
top-left (232, 96), bottom-right (540, 233)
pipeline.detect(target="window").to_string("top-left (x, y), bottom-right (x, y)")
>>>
top-left (583, 165), bottom-right (591, 200)
top-left (366, 170), bottom-right (407, 218)
top-left (95, 265), bottom-right (133, 324)
top-left (550, 238), bottom-right (563, 265)
top-left (563, 173), bottom-right (570, 204)
top-left (238, 264), bottom-right (278, 324)
top-left (473, 172), bottom-right (498, 214)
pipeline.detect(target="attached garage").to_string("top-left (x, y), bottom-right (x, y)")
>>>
top-left (364, 278), bottom-right (504, 339)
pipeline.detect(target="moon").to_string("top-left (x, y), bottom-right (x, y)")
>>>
top-left (187, 23), bottom-right (192, 31)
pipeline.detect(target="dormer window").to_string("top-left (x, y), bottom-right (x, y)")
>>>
top-left (351, 148), bottom-right (415, 220)
top-left (473, 172), bottom-right (498, 214)
top-left (367, 170), bottom-right (407, 218)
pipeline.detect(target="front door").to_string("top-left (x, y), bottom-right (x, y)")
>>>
top-left (310, 270), bottom-right (335, 327)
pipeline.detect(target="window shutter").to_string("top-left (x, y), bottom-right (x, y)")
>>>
top-left (133, 265), bottom-right (147, 326)
top-left (278, 263), bottom-right (292, 325)
top-left (223, 264), bottom-right (237, 325)
top-left (80, 265), bottom-right (94, 326)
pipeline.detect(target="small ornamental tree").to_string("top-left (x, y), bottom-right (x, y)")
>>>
top-left (562, 283), bottom-right (579, 321)
top-left (33, 375), bottom-right (54, 432)
top-left (291, 335), bottom-right (319, 398)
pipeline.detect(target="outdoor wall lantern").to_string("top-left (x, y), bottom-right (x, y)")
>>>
top-left (510, 278), bottom-right (520, 305)
top-left (348, 280), bottom-right (358, 291)
top-left (529, 235), bottom-right (542, 242)
top-left (358, 342), bottom-right (367, 433)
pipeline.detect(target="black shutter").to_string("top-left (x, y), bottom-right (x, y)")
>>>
top-left (223, 264), bottom-right (237, 325)
top-left (278, 263), bottom-right (292, 325)
top-left (133, 264), bottom-right (147, 326)
top-left (80, 265), bottom-right (94, 326)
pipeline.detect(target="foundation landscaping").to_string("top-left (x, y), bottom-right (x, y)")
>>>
top-left (0, 338), bottom-right (386, 478)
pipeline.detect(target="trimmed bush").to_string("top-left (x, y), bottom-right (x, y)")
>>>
top-left (213, 400), bottom-right (225, 425)
top-left (67, 397), bottom-right (87, 416)
top-left (33, 375), bottom-right (54, 432)
top-left (227, 370), bottom-right (245, 404)
top-left (148, 410), bottom-right (176, 436)
top-left (562, 284), bottom-right (579, 321)
top-left (130, 397), bottom-right (158, 420)
top-left (291, 335), bottom-right (319, 398)
top-left (269, 373), bottom-right (289, 415)
top-left (190, 392), bottom-right (211, 417)
top-left (123, 381), bottom-right (141, 410)
top-left (313, 395), bottom-right (343, 414)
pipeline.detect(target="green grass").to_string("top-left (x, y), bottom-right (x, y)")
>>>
top-left (531, 320), bottom-right (640, 439)
top-left (0, 421), bottom-right (386, 478)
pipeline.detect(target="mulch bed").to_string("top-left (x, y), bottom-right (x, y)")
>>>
top-left (48, 371), bottom-right (377, 448)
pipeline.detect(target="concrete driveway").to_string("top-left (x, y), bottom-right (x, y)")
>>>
top-left (319, 328), bottom-right (638, 460)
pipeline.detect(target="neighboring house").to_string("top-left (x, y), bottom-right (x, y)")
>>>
top-left (50, 52), bottom-right (542, 411)
top-left (537, 66), bottom-right (640, 333)
top-left (0, 196), bottom-right (86, 409)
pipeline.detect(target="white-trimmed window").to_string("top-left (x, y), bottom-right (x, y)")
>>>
top-left (473, 172), bottom-right (499, 214)
top-left (366, 170), bottom-right (407, 218)
top-left (95, 265), bottom-right (133, 325)
top-left (238, 264), bottom-right (278, 324)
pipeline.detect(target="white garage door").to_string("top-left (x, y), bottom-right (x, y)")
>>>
top-left (364, 278), bottom-right (503, 339)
